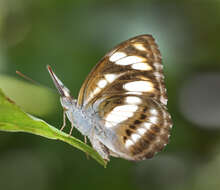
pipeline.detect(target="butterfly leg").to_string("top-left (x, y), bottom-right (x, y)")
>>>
top-left (60, 109), bottom-right (67, 131)
top-left (67, 109), bottom-right (75, 136)
top-left (84, 136), bottom-right (90, 160)
top-left (84, 136), bottom-right (87, 144)
top-left (89, 135), bottom-right (110, 161)
top-left (69, 122), bottom-right (74, 136)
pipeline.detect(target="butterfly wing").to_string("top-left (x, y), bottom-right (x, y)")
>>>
top-left (77, 34), bottom-right (167, 107)
top-left (89, 94), bottom-right (172, 160)
top-left (77, 34), bottom-right (172, 160)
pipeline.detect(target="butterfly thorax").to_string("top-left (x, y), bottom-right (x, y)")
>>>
top-left (60, 97), bottom-right (94, 136)
top-left (61, 96), bottom-right (119, 156)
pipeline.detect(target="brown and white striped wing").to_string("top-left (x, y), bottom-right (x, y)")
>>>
top-left (77, 34), bottom-right (167, 107)
top-left (77, 34), bottom-right (172, 160)
top-left (92, 94), bottom-right (172, 160)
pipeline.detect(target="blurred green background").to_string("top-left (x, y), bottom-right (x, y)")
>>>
top-left (1, 1), bottom-right (220, 190)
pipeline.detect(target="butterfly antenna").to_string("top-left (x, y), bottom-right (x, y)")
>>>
top-left (47, 65), bottom-right (71, 98)
top-left (16, 70), bottom-right (40, 86)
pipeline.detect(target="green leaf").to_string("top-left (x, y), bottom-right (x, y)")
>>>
top-left (0, 74), bottom-right (58, 116)
top-left (0, 89), bottom-right (107, 167)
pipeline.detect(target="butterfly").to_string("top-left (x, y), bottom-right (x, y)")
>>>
top-left (47, 34), bottom-right (172, 161)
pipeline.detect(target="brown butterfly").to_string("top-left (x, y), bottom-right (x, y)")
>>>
top-left (48, 34), bottom-right (172, 161)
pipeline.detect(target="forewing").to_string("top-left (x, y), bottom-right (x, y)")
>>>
top-left (90, 94), bottom-right (172, 160)
top-left (77, 34), bottom-right (167, 107)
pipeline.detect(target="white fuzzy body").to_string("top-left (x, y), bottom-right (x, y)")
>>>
top-left (60, 97), bottom-right (118, 160)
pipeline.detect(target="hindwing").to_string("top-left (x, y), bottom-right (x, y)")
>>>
top-left (91, 94), bottom-right (172, 160)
